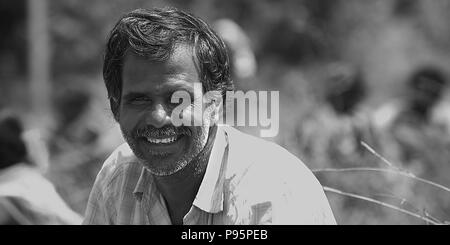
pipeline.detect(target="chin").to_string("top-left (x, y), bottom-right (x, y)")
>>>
top-left (145, 161), bottom-right (188, 176)
top-left (123, 125), bottom-right (211, 177)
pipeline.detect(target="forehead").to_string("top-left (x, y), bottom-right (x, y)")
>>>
top-left (122, 45), bottom-right (200, 89)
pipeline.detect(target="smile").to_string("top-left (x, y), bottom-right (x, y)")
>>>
top-left (145, 135), bottom-right (179, 144)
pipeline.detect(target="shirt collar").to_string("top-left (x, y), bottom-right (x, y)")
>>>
top-left (192, 125), bottom-right (228, 213)
top-left (132, 125), bottom-right (229, 213)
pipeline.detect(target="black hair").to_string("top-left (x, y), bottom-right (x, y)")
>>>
top-left (324, 66), bottom-right (366, 115)
top-left (0, 112), bottom-right (27, 170)
top-left (103, 7), bottom-right (234, 121)
top-left (409, 66), bottom-right (447, 91)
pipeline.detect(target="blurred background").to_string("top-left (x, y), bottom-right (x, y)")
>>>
top-left (1, 0), bottom-right (450, 224)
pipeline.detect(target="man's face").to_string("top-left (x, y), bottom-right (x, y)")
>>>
top-left (119, 46), bottom-right (215, 176)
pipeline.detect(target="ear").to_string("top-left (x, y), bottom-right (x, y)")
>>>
top-left (203, 91), bottom-right (223, 124)
top-left (210, 98), bottom-right (223, 124)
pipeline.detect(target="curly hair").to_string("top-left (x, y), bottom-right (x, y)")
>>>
top-left (103, 7), bottom-right (234, 121)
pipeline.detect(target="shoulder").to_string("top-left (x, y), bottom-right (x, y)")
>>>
top-left (221, 127), bottom-right (336, 224)
top-left (224, 126), bottom-right (311, 170)
top-left (91, 143), bottom-right (141, 194)
top-left (223, 126), bottom-right (325, 201)
top-left (83, 143), bottom-right (142, 224)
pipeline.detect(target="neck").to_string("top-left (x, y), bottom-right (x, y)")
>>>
top-left (154, 125), bottom-right (218, 223)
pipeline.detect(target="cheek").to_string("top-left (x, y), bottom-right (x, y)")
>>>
top-left (119, 107), bottom-right (141, 132)
top-left (190, 126), bottom-right (210, 149)
top-left (177, 104), bottom-right (210, 126)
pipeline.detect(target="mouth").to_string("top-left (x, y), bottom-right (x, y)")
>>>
top-left (134, 126), bottom-right (192, 157)
top-left (138, 133), bottom-right (187, 157)
top-left (145, 135), bottom-right (182, 145)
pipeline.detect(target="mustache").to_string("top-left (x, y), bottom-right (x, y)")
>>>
top-left (134, 125), bottom-right (191, 138)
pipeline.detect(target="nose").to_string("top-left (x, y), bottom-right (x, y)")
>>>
top-left (146, 103), bottom-right (170, 128)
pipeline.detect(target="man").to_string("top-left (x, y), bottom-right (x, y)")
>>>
top-left (296, 63), bottom-right (379, 169)
top-left (374, 66), bottom-right (450, 176)
top-left (372, 67), bottom-right (450, 221)
top-left (83, 7), bottom-right (336, 225)
top-left (0, 110), bottom-right (82, 225)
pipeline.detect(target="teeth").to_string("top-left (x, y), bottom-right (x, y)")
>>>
top-left (146, 136), bottom-right (177, 144)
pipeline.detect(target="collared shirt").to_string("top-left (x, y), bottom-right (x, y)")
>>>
top-left (83, 126), bottom-right (336, 225)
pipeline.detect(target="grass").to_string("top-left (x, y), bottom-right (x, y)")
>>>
top-left (313, 141), bottom-right (450, 225)
top-left (322, 186), bottom-right (442, 225)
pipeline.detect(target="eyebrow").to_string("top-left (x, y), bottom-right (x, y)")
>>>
top-left (122, 92), bottom-right (147, 101)
top-left (122, 86), bottom-right (195, 100)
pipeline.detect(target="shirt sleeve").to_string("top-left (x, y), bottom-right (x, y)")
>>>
top-left (82, 179), bottom-right (111, 225)
top-left (82, 143), bottom-right (137, 225)
top-left (82, 160), bottom-right (118, 225)
top-left (238, 138), bottom-right (337, 225)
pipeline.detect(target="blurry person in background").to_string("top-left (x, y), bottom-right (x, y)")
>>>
top-left (373, 66), bottom-right (450, 221)
top-left (295, 63), bottom-right (379, 169)
top-left (46, 85), bottom-right (124, 214)
top-left (293, 63), bottom-right (391, 225)
top-left (374, 66), bottom-right (450, 178)
top-left (83, 7), bottom-right (336, 225)
top-left (50, 88), bottom-right (96, 156)
top-left (50, 86), bottom-right (124, 160)
top-left (0, 110), bottom-right (82, 225)
top-left (213, 18), bottom-right (257, 85)
top-left (403, 67), bottom-right (447, 125)
top-left (212, 18), bottom-right (260, 136)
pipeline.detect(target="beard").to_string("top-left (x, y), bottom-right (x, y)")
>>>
top-left (121, 123), bottom-right (211, 177)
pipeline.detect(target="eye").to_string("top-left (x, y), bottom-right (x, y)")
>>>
top-left (129, 96), bottom-right (152, 105)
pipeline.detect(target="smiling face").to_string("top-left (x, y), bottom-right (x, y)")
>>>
top-left (119, 45), bottom-right (215, 176)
